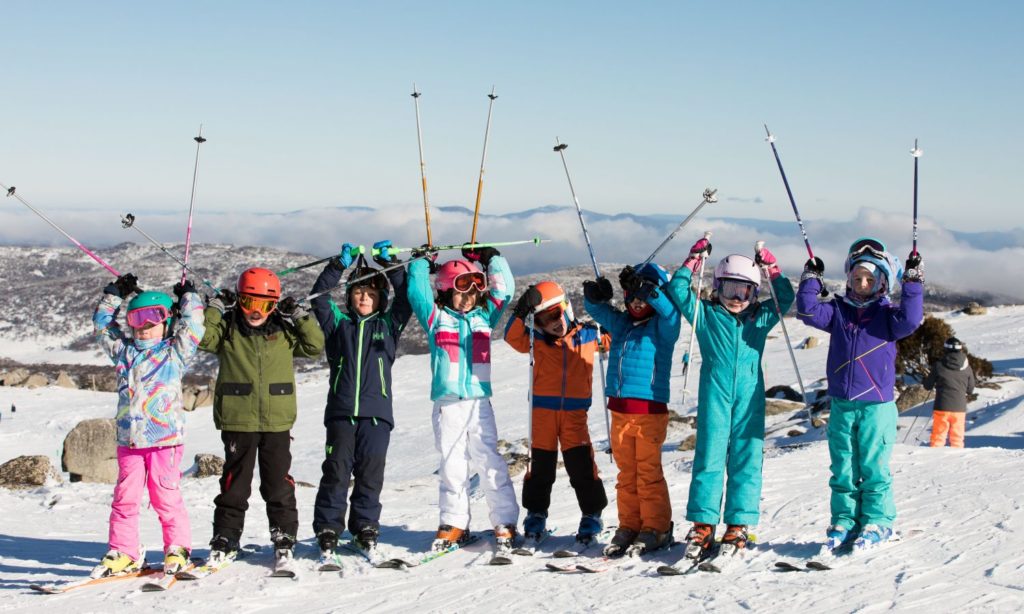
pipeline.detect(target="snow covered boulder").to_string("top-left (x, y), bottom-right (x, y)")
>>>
top-left (962, 302), bottom-right (987, 316)
top-left (0, 367), bottom-right (29, 386)
top-left (54, 371), bottom-right (77, 389)
top-left (0, 455), bottom-right (61, 489)
top-left (182, 384), bottom-right (213, 411)
top-left (24, 373), bottom-right (49, 389)
top-left (191, 453), bottom-right (224, 478)
top-left (62, 418), bottom-right (117, 483)
top-left (897, 384), bottom-right (932, 412)
top-left (766, 385), bottom-right (802, 403)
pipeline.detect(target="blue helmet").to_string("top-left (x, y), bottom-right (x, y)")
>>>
top-left (844, 236), bottom-right (903, 305)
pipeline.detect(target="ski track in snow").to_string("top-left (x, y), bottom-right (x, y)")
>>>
top-left (1, 307), bottom-right (1024, 611)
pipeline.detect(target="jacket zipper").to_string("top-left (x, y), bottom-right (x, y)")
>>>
top-left (332, 357), bottom-right (344, 393)
top-left (616, 327), bottom-right (633, 397)
top-left (560, 342), bottom-right (567, 410)
top-left (378, 357), bottom-right (387, 397)
top-left (354, 318), bottom-right (365, 416)
top-left (258, 335), bottom-right (264, 430)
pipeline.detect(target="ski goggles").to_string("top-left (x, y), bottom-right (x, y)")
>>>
top-left (718, 279), bottom-right (758, 302)
top-left (535, 303), bottom-right (565, 325)
top-left (453, 271), bottom-right (487, 294)
top-left (238, 293), bottom-right (278, 315)
top-left (849, 238), bottom-right (887, 260)
top-left (348, 267), bottom-right (388, 292)
top-left (126, 305), bottom-right (171, 329)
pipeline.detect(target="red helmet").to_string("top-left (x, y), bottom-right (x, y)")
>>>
top-left (237, 267), bottom-right (281, 298)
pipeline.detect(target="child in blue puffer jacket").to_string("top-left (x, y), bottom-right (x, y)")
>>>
top-left (797, 238), bottom-right (923, 551)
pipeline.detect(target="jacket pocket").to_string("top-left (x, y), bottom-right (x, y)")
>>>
top-left (218, 383), bottom-right (253, 396)
top-left (269, 383), bottom-right (294, 396)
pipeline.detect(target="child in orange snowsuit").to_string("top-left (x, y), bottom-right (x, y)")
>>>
top-left (504, 281), bottom-right (610, 542)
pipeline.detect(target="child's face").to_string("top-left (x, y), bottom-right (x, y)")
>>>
top-left (720, 295), bottom-right (750, 314)
top-left (350, 286), bottom-right (380, 316)
top-left (133, 321), bottom-right (165, 341)
top-left (451, 290), bottom-right (479, 313)
top-left (851, 266), bottom-right (877, 298)
top-left (536, 309), bottom-right (568, 338)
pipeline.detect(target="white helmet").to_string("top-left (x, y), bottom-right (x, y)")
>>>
top-left (713, 254), bottom-right (761, 285)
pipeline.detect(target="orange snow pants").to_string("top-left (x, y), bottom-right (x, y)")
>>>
top-left (930, 411), bottom-right (965, 448)
top-left (610, 412), bottom-right (671, 533)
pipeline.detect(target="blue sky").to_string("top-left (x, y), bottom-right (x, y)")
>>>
top-left (2, 1), bottom-right (1021, 231)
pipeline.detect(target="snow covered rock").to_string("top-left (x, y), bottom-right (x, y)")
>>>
top-left (192, 453), bottom-right (225, 478)
top-left (0, 367), bottom-right (29, 386)
top-left (23, 373), bottom-right (49, 388)
top-left (0, 455), bottom-right (61, 489)
top-left (962, 302), bottom-right (988, 315)
top-left (54, 371), bottom-right (77, 389)
top-left (62, 418), bottom-right (117, 483)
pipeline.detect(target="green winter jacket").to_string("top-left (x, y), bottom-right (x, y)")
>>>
top-left (199, 307), bottom-right (325, 432)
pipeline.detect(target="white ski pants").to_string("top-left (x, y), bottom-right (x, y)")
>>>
top-left (432, 398), bottom-right (519, 529)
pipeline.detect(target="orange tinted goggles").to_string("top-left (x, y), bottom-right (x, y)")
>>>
top-left (453, 271), bottom-right (487, 293)
top-left (535, 303), bottom-right (564, 325)
top-left (238, 294), bottom-right (278, 314)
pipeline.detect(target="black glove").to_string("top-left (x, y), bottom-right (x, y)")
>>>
top-left (173, 279), bottom-right (197, 298)
top-left (208, 289), bottom-right (237, 314)
top-left (277, 296), bottom-right (299, 317)
top-left (583, 277), bottom-right (614, 303)
top-left (105, 273), bottom-right (139, 298)
top-left (903, 251), bottom-right (924, 283)
top-left (634, 280), bottom-right (660, 302)
top-left (462, 244), bottom-right (499, 267)
top-left (619, 265), bottom-right (642, 295)
top-left (800, 257), bottom-right (825, 282)
top-left (513, 286), bottom-right (543, 320)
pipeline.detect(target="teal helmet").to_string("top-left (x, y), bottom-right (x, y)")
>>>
top-left (127, 291), bottom-right (174, 312)
top-left (126, 291), bottom-right (174, 333)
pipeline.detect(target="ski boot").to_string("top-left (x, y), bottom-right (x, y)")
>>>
top-left (208, 534), bottom-right (240, 565)
top-left (683, 522), bottom-right (715, 560)
top-left (317, 529), bottom-right (339, 555)
top-left (354, 526), bottom-right (380, 552)
top-left (91, 549), bottom-right (143, 579)
top-left (853, 524), bottom-right (892, 551)
top-left (629, 523), bottom-right (673, 556)
top-left (602, 527), bottom-right (638, 557)
top-left (824, 524), bottom-right (854, 552)
top-left (576, 513), bottom-right (603, 543)
top-left (432, 524), bottom-right (470, 551)
top-left (494, 524), bottom-right (518, 550)
top-left (721, 525), bottom-right (749, 550)
top-left (271, 531), bottom-right (297, 576)
top-left (523, 511), bottom-right (548, 540)
top-left (163, 545), bottom-right (190, 575)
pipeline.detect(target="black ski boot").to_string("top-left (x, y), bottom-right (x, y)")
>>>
top-left (628, 522), bottom-right (673, 556)
top-left (209, 534), bottom-right (240, 565)
top-left (602, 527), bottom-right (638, 557)
top-left (355, 526), bottom-right (380, 551)
top-left (317, 529), bottom-right (339, 554)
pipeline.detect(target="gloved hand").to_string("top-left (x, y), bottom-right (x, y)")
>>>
top-left (462, 243), bottom-right (499, 267)
top-left (633, 280), bottom-right (660, 302)
top-left (104, 273), bottom-right (139, 298)
top-left (689, 237), bottom-right (712, 258)
top-left (173, 279), bottom-right (197, 298)
top-left (801, 256), bottom-right (825, 282)
top-left (373, 240), bottom-right (396, 267)
top-left (618, 265), bottom-right (642, 295)
top-left (903, 251), bottom-right (924, 283)
top-left (513, 286), bottom-right (543, 320)
top-left (583, 277), bottom-right (614, 304)
top-left (330, 243), bottom-right (357, 271)
top-left (411, 244), bottom-right (439, 273)
top-left (208, 289), bottom-right (237, 314)
top-left (276, 296), bottom-right (308, 322)
top-left (755, 246), bottom-right (781, 280)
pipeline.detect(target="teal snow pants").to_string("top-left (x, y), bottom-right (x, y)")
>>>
top-left (827, 398), bottom-right (897, 529)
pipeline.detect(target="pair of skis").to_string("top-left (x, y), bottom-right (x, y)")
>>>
top-left (774, 528), bottom-right (921, 573)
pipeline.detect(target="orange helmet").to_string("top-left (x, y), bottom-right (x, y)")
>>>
top-left (236, 267), bottom-right (281, 298)
top-left (533, 280), bottom-right (574, 322)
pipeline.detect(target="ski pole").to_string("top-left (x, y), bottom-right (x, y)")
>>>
top-left (763, 125), bottom-right (827, 297)
top-left (469, 86), bottom-right (498, 244)
top-left (369, 237), bottom-right (548, 257)
top-left (2, 183), bottom-right (120, 277)
top-left (755, 240), bottom-right (813, 426)
top-left (640, 188), bottom-right (717, 267)
top-left (300, 252), bottom-right (432, 303)
top-left (552, 139), bottom-right (613, 459)
top-left (680, 231), bottom-right (712, 406)
top-left (276, 245), bottom-right (366, 277)
top-left (526, 312), bottom-right (535, 475)
top-left (911, 139), bottom-right (922, 256)
top-left (120, 213), bottom-right (219, 293)
top-left (412, 84), bottom-right (433, 246)
top-left (181, 125), bottom-right (207, 285)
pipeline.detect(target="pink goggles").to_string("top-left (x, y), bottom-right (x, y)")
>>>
top-left (126, 305), bottom-right (171, 329)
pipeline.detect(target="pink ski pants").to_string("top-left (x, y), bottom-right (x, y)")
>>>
top-left (108, 445), bottom-right (191, 559)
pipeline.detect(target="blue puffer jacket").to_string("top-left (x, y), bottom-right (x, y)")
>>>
top-left (797, 277), bottom-right (923, 402)
top-left (584, 288), bottom-right (681, 403)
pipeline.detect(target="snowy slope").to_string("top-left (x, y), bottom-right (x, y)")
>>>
top-left (1, 306), bottom-right (1023, 612)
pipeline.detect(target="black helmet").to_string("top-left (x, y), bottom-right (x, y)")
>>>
top-left (944, 337), bottom-right (964, 352)
top-left (346, 255), bottom-right (390, 314)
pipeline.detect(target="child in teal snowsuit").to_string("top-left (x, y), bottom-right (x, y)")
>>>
top-left (797, 239), bottom-right (924, 550)
top-left (665, 239), bottom-right (793, 557)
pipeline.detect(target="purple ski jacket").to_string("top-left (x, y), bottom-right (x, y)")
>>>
top-left (796, 278), bottom-right (923, 402)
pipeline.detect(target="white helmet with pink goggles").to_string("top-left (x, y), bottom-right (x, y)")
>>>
top-left (713, 254), bottom-right (761, 301)
top-left (434, 259), bottom-right (488, 293)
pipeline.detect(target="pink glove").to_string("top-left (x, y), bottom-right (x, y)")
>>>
top-left (682, 237), bottom-right (712, 273)
top-left (756, 246), bottom-right (781, 280)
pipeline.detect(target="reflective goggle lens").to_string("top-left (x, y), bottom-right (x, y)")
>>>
top-left (453, 272), bottom-right (487, 293)
top-left (126, 306), bottom-right (170, 328)
top-left (238, 294), bottom-right (277, 314)
top-left (850, 239), bottom-right (886, 259)
top-left (535, 303), bottom-right (564, 325)
top-left (719, 279), bottom-right (757, 301)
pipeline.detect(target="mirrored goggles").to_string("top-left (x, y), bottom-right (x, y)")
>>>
top-left (126, 305), bottom-right (170, 329)
top-left (719, 279), bottom-right (758, 302)
top-left (849, 238), bottom-right (886, 260)
top-left (453, 271), bottom-right (487, 294)
top-left (535, 303), bottom-right (565, 325)
top-left (238, 293), bottom-right (278, 315)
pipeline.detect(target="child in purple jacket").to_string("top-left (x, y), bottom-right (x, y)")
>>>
top-left (796, 238), bottom-right (923, 552)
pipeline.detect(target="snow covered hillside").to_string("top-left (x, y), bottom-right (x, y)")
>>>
top-left (1, 303), bottom-right (1023, 611)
